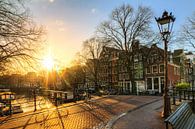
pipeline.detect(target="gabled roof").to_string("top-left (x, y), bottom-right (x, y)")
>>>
top-left (142, 43), bottom-right (164, 58)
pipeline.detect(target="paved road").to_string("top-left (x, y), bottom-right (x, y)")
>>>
top-left (0, 95), bottom-right (162, 129)
top-left (112, 98), bottom-right (164, 129)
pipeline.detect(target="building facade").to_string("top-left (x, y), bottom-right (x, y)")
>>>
top-left (98, 42), bottom-right (182, 94)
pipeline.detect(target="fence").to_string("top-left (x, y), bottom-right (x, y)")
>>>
top-left (170, 88), bottom-right (195, 111)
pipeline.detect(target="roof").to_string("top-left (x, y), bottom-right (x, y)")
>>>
top-left (173, 49), bottom-right (184, 57)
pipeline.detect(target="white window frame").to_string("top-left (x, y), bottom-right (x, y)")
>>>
top-left (152, 65), bottom-right (158, 73)
top-left (146, 66), bottom-right (151, 74)
top-left (159, 64), bottom-right (164, 73)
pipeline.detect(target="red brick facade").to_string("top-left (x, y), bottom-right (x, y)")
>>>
top-left (168, 63), bottom-right (180, 86)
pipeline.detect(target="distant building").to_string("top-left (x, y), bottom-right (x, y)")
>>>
top-left (99, 46), bottom-right (120, 90)
top-left (25, 72), bottom-right (37, 87)
top-left (85, 59), bottom-right (100, 89)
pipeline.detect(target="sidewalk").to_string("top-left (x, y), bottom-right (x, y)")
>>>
top-left (0, 95), bottom-right (164, 129)
top-left (109, 98), bottom-right (165, 129)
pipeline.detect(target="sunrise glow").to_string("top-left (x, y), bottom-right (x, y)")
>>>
top-left (42, 56), bottom-right (54, 70)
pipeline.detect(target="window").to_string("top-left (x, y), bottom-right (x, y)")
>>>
top-left (153, 54), bottom-right (158, 62)
top-left (174, 67), bottom-right (177, 75)
top-left (134, 62), bottom-right (138, 69)
top-left (159, 64), bottom-right (164, 73)
top-left (160, 77), bottom-right (164, 83)
top-left (177, 68), bottom-right (180, 75)
top-left (135, 63), bottom-right (143, 79)
top-left (151, 58), bottom-right (153, 63)
top-left (154, 78), bottom-right (159, 89)
top-left (122, 67), bottom-right (124, 72)
top-left (160, 77), bottom-right (164, 93)
top-left (152, 65), bottom-right (158, 73)
top-left (139, 63), bottom-right (143, 69)
top-left (135, 70), bottom-right (143, 79)
top-left (135, 72), bottom-right (139, 79)
top-left (139, 54), bottom-right (142, 61)
top-left (113, 68), bottom-right (117, 74)
top-left (147, 78), bottom-right (152, 89)
top-left (134, 55), bottom-right (138, 62)
top-left (114, 76), bottom-right (117, 82)
top-left (147, 67), bottom-right (151, 74)
top-left (159, 56), bottom-right (163, 62)
top-left (139, 70), bottom-right (143, 78)
top-left (125, 74), bottom-right (129, 80)
top-left (124, 67), bottom-right (127, 72)
top-left (119, 74), bottom-right (122, 80)
top-left (147, 58), bottom-right (150, 63)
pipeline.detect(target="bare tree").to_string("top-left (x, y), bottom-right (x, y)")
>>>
top-left (181, 12), bottom-right (195, 48)
top-left (81, 37), bottom-right (108, 91)
top-left (0, 0), bottom-right (44, 73)
top-left (98, 4), bottom-right (154, 50)
top-left (97, 4), bottom-right (154, 93)
top-left (83, 37), bottom-right (108, 60)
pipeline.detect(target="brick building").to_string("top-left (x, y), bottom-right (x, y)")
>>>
top-left (145, 44), bottom-right (180, 94)
top-left (98, 42), bottom-right (181, 94)
top-left (99, 46), bottom-right (120, 90)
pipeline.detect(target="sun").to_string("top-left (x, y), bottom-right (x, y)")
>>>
top-left (42, 56), bottom-right (54, 70)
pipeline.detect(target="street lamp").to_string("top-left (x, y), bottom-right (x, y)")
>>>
top-left (155, 11), bottom-right (175, 118)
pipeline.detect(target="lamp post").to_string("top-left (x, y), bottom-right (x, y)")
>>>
top-left (155, 11), bottom-right (175, 118)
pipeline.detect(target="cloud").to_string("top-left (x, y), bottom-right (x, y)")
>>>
top-left (49, 0), bottom-right (55, 3)
top-left (32, 0), bottom-right (55, 3)
top-left (54, 20), bottom-right (66, 32)
top-left (55, 20), bottom-right (64, 26)
top-left (91, 8), bottom-right (97, 14)
top-left (58, 27), bottom-right (65, 32)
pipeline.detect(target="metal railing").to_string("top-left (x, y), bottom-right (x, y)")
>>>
top-left (170, 87), bottom-right (195, 111)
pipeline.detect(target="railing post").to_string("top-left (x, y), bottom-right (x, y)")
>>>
top-left (179, 90), bottom-right (182, 102)
top-left (9, 94), bottom-right (12, 115)
top-left (184, 90), bottom-right (186, 100)
top-left (193, 89), bottom-right (194, 102)
top-left (188, 90), bottom-right (190, 100)
top-left (173, 87), bottom-right (176, 105)
top-left (166, 122), bottom-right (169, 129)
top-left (34, 89), bottom-right (36, 112)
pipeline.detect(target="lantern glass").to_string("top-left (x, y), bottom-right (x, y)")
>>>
top-left (155, 11), bottom-right (175, 36)
top-left (160, 23), bottom-right (170, 34)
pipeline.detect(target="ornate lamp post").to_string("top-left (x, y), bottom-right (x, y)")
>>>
top-left (155, 11), bottom-right (175, 118)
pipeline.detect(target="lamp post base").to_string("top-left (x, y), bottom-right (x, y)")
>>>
top-left (162, 95), bottom-right (171, 118)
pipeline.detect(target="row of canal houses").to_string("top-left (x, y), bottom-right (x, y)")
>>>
top-left (88, 41), bottom-right (195, 94)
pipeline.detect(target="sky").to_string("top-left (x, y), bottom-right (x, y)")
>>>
top-left (27, 0), bottom-right (195, 67)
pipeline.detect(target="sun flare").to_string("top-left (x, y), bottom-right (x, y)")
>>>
top-left (42, 56), bottom-right (54, 70)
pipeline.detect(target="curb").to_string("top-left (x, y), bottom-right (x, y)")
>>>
top-left (104, 98), bottom-right (162, 129)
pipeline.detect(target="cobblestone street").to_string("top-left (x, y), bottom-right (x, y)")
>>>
top-left (0, 95), bottom-right (161, 129)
